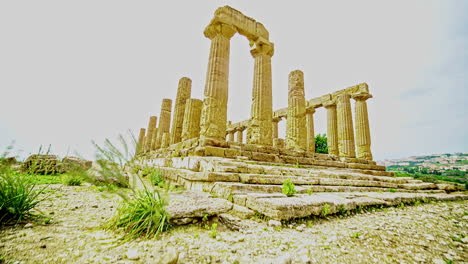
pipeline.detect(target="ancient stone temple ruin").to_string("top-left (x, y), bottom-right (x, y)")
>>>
top-left (134, 6), bottom-right (462, 220)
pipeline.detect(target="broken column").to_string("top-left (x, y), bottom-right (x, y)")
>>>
top-left (154, 99), bottom-right (172, 149)
top-left (272, 118), bottom-right (281, 139)
top-left (181, 98), bottom-right (203, 141)
top-left (236, 129), bottom-right (244, 143)
top-left (170, 77), bottom-right (192, 144)
top-left (151, 128), bottom-right (159, 150)
top-left (144, 116), bottom-right (157, 152)
top-left (247, 41), bottom-right (274, 146)
top-left (323, 100), bottom-right (338, 156)
top-left (352, 91), bottom-right (373, 160)
top-left (306, 108), bottom-right (315, 153)
top-left (199, 23), bottom-right (237, 143)
top-left (336, 94), bottom-right (356, 158)
top-left (286, 70), bottom-right (307, 151)
top-left (136, 128), bottom-right (146, 155)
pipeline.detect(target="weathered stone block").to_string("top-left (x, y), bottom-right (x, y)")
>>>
top-left (204, 146), bottom-right (226, 157)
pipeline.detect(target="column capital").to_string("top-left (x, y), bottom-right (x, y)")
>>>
top-left (306, 107), bottom-right (316, 114)
top-left (322, 100), bottom-right (336, 108)
top-left (250, 38), bottom-right (274, 57)
top-left (272, 117), bottom-right (282, 123)
top-left (351, 92), bottom-right (373, 101)
top-left (204, 23), bottom-right (237, 39)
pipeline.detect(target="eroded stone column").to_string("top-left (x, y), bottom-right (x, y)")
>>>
top-left (161, 133), bottom-right (170, 148)
top-left (336, 94), bottom-right (356, 158)
top-left (155, 99), bottom-right (172, 149)
top-left (181, 98), bottom-right (203, 141)
top-left (144, 116), bottom-right (157, 152)
top-left (199, 23), bottom-right (236, 143)
top-left (306, 109), bottom-right (315, 153)
top-left (136, 128), bottom-right (146, 155)
top-left (247, 41), bottom-right (274, 146)
top-left (286, 70), bottom-right (307, 151)
top-left (228, 132), bottom-right (235, 142)
top-left (323, 100), bottom-right (338, 156)
top-left (352, 92), bottom-right (373, 160)
top-left (151, 128), bottom-right (159, 150)
top-left (170, 77), bottom-right (192, 144)
top-left (272, 118), bottom-right (280, 139)
top-left (236, 129), bottom-right (244, 143)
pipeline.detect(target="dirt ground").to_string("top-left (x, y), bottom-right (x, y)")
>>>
top-left (1, 184), bottom-right (467, 264)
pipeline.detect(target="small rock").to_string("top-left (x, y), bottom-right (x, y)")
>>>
top-left (158, 247), bottom-right (179, 264)
top-left (296, 224), bottom-right (305, 232)
top-left (268, 220), bottom-right (281, 227)
top-left (274, 254), bottom-right (292, 264)
top-left (126, 248), bottom-right (140, 260)
top-left (24, 223), bottom-right (33, 228)
top-left (432, 258), bottom-right (446, 264)
top-left (424, 234), bottom-right (435, 241)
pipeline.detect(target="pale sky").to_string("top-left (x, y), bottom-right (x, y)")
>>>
top-left (0, 0), bottom-right (467, 161)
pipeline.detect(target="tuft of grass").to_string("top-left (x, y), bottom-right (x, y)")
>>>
top-left (321, 204), bottom-right (331, 216)
top-left (351, 232), bottom-right (361, 238)
top-left (149, 169), bottom-right (164, 187)
top-left (389, 188), bottom-right (396, 193)
top-left (208, 223), bottom-right (218, 238)
top-left (63, 175), bottom-right (83, 186)
top-left (108, 188), bottom-right (170, 240)
top-left (282, 179), bottom-right (296, 197)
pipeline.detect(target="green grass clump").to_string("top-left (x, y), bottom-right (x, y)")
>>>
top-left (0, 168), bottom-right (45, 224)
top-left (149, 169), bottom-right (164, 186)
top-left (108, 188), bottom-right (170, 239)
top-left (62, 175), bottom-right (83, 186)
top-left (282, 179), bottom-right (296, 197)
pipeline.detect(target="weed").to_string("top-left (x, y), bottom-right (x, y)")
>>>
top-left (208, 223), bottom-right (218, 238)
top-left (282, 179), bottom-right (296, 197)
top-left (149, 169), bottom-right (164, 186)
top-left (306, 189), bottom-right (313, 195)
top-left (259, 179), bottom-right (267, 184)
top-left (398, 203), bottom-right (405, 208)
top-left (351, 232), bottom-right (361, 238)
top-left (307, 220), bottom-right (313, 228)
top-left (389, 188), bottom-right (396, 193)
top-left (321, 204), bottom-right (331, 217)
top-left (62, 173), bottom-right (83, 186)
top-left (274, 225), bottom-right (282, 231)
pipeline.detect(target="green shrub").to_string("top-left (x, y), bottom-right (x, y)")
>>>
top-left (108, 188), bottom-right (170, 239)
top-left (282, 179), bottom-right (296, 197)
top-left (0, 169), bottom-right (45, 224)
top-left (63, 175), bottom-right (83, 186)
top-left (149, 169), bottom-right (164, 186)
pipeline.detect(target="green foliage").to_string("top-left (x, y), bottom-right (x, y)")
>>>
top-left (0, 167), bottom-right (46, 224)
top-left (108, 188), bottom-right (170, 239)
top-left (282, 179), bottom-right (296, 197)
top-left (62, 174), bottom-right (83, 186)
top-left (149, 169), bottom-right (164, 187)
top-left (389, 188), bottom-right (396, 193)
top-left (321, 204), bottom-right (330, 216)
top-left (314, 134), bottom-right (328, 154)
top-left (351, 232), bottom-right (361, 238)
top-left (208, 223), bottom-right (218, 238)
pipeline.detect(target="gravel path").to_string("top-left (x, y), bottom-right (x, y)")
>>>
top-left (1, 184), bottom-right (467, 264)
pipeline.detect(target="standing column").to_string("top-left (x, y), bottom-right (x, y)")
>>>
top-left (181, 98), bottom-right (203, 141)
top-left (170, 77), bottom-right (192, 144)
top-left (161, 133), bottom-right (170, 148)
top-left (144, 116), bottom-right (157, 152)
top-left (336, 94), bottom-right (356, 158)
top-left (306, 109), bottom-right (315, 152)
top-left (247, 41), bottom-right (274, 146)
top-left (154, 99), bottom-right (172, 149)
top-left (323, 100), bottom-right (338, 156)
top-left (272, 118), bottom-right (280, 139)
top-left (352, 92), bottom-right (373, 160)
top-left (199, 23), bottom-right (236, 143)
top-left (236, 129), bottom-right (243, 143)
top-left (228, 132), bottom-right (235, 142)
top-left (136, 128), bottom-right (146, 155)
top-left (286, 70), bottom-right (307, 151)
top-left (151, 128), bottom-right (159, 150)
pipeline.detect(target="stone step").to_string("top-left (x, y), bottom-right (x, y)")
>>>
top-left (238, 192), bottom-right (468, 220)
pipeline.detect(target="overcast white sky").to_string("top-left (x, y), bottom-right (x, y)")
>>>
top-left (0, 0), bottom-right (467, 161)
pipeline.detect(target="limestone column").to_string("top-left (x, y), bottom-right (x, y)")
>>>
top-left (352, 92), bottom-right (373, 160)
top-left (161, 133), bottom-right (170, 148)
top-left (286, 70), bottom-right (307, 151)
top-left (154, 99), bottom-right (172, 149)
top-left (199, 23), bottom-right (236, 143)
top-left (236, 129), bottom-right (243, 143)
top-left (151, 128), bottom-right (159, 150)
top-left (170, 77), bottom-right (192, 144)
top-left (336, 94), bottom-right (356, 158)
top-left (306, 109), bottom-right (315, 153)
top-left (144, 116), bottom-right (157, 152)
top-left (247, 41), bottom-right (274, 146)
top-left (323, 100), bottom-right (338, 156)
top-left (228, 132), bottom-right (235, 142)
top-left (136, 128), bottom-right (146, 155)
top-left (181, 98), bottom-right (203, 141)
top-left (272, 118), bottom-right (280, 139)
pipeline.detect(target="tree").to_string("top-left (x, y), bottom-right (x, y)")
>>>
top-left (315, 134), bottom-right (328, 154)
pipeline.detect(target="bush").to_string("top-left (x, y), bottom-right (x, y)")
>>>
top-left (108, 188), bottom-right (170, 239)
top-left (62, 175), bottom-right (83, 186)
top-left (315, 134), bottom-right (328, 154)
top-left (149, 169), bottom-right (164, 186)
top-left (0, 169), bottom-right (45, 224)
top-left (282, 179), bottom-right (296, 197)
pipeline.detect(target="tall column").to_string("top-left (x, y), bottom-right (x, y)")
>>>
top-left (272, 118), bottom-right (280, 139)
top-left (323, 100), bottom-right (338, 156)
top-left (199, 23), bottom-right (236, 143)
top-left (161, 133), bottom-right (170, 149)
top-left (228, 132), bottom-right (235, 142)
top-left (170, 77), bottom-right (192, 144)
top-left (181, 98), bottom-right (203, 141)
top-left (306, 109), bottom-right (315, 153)
top-left (247, 41), bottom-right (274, 146)
top-left (286, 70), bottom-right (307, 151)
top-left (154, 99), bottom-right (172, 149)
top-left (144, 116), bottom-right (157, 152)
top-left (352, 92), bottom-right (373, 160)
top-left (236, 129), bottom-right (243, 143)
top-left (336, 94), bottom-right (356, 158)
top-left (151, 128), bottom-right (159, 150)
top-left (136, 128), bottom-right (146, 155)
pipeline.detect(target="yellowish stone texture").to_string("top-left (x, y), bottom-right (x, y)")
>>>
top-left (286, 70), bottom-right (307, 151)
top-left (336, 94), bottom-right (356, 158)
top-left (323, 100), bottom-right (338, 156)
top-left (170, 77), bottom-right (192, 144)
top-left (155, 99), bottom-right (172, 149)
top-left (272, 118), bottom-right (280, 139)
top-left (161, 132), bottom-right (170, 149)
top-left (144, 116), bottom-right (157, 152)
top-left (136, 128), bottom-right (146, 155)
top-left (236, 130), bottom-right (244, 143)
top-left (352, 88), bottom-right (373, 160)
top-left (181, 98), bottom-right (203, 141)
top-left (306, 109), bottom-right (315, 153)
